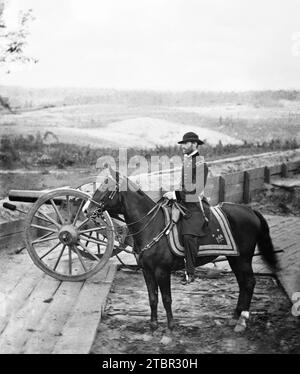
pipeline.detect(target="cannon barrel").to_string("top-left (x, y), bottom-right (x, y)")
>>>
top-left (3, 202), bottom-right (17, 211)
top-left (9, 189), bottom-right (46, 203)
top-left (8, 189), bottom-right (68, 204)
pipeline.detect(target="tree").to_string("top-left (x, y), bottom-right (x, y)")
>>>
top-left (0, 1), bottom-right (36, 112)
top-left (0, 0), bottom-right (36, 69)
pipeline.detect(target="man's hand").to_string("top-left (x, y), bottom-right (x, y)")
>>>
top-left (163, 191), bottom-right (176, 200)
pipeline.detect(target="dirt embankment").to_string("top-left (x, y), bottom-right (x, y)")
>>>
top-left (209, 148), bottom-right (300, 176)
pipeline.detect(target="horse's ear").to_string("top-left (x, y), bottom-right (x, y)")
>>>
top-left (107, 165), bottom-right (117, 181)
top-left (108, 165), bottom-right (115, 175)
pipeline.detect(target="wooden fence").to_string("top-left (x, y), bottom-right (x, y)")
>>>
top-left (0, 219), bottom-right (25, 252)
top-left (206, 160), bottom-right (300, 205)
top-left (142, 160), bottom-right (300, 204)
top-left (1, 160), bottom-right (300, 252)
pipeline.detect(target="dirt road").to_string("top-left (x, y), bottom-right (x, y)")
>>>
top-left (91, 267), bottom-right (300, 354)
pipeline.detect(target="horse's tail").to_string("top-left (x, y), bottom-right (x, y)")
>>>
top-left (253, 210), bottom-right (279, 272)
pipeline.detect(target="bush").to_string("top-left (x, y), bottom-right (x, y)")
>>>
top-left (0, 132), bottom-right (299, 169)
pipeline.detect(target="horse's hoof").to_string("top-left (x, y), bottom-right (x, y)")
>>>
top-left (160, 335), bottom-right (173, 345)
top-left (150, 321), bottom-right (159, 331)
top-left (168, 321), bottom-right (175, 331)
top-left (228, 318), bottom-right (238, 327)
top-left (234, 323), bottom-right (246, 333)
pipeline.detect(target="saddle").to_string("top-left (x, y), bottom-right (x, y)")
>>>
top-left (163, 201), bottom-right (239, 257)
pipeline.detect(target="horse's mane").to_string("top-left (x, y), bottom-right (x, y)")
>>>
top-left (127, 177), bottom-right (156, 206)
top-left (102, 169), bottom-right (156, 206)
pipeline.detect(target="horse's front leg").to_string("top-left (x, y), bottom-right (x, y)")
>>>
top-left (155, 267), bottom-right (174, 330)
top-left (142, 268), bottom-right (159, 330)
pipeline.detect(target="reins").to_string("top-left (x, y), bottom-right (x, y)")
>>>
top-left (88, 188), bottom-right (188, 254)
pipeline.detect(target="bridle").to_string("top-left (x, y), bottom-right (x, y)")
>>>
top-left (89, 188), bottom-right (118, 221)
top-left (87, 183), bottom-right (176, 254)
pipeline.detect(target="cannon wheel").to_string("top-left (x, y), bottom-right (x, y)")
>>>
top-left (75, 181), bottom-right (138, 268)
top-left (24, 189), bottom-right (115, 282)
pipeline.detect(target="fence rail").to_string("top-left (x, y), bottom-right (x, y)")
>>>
top-left (1, 160), bottom-right (300, 252)
top-left (143, 160), bottom-right (300, 204)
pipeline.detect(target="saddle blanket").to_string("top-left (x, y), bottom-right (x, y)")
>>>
top-left (162, 204), bottom-right (239, 257)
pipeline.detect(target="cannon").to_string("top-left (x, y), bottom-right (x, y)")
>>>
top-left (3, 183), bottom-right (135, 282)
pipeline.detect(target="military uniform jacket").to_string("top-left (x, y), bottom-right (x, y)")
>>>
top-left (174, 150), bottom-right (210, 237)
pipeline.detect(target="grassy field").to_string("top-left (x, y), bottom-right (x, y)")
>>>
top-left (1, 89), bottom-right (300, 168)
top-left (1, 98), bottom-right (300, 148)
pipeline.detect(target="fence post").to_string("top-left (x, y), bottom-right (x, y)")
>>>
top-left (281, 163), bottom-right (289, 178)
top-left (264, 166), bottom-right (271, 184)
top-left (243, 171), bottom-right (251, 204)
top-left (219, 176), bottom-right (225, 203)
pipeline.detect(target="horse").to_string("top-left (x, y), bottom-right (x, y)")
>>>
top-left (85, 170), bottom-right (279, 333)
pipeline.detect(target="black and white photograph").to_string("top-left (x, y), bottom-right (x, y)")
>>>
top-left (0, 0), bottom-right (300, 357)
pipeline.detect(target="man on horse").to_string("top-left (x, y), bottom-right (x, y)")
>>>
top-left (164, 132), bottom-right (210, 285)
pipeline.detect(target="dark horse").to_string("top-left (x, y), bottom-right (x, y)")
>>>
top-left (85, 171), bottom-right (278, 332)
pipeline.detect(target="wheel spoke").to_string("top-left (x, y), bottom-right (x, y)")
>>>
top-left (73, 246), bottom-right (88, 272)
top-left (30, 224), bottom-right (58, 233)
top-left (40, 240), bottom-right (61, 260)
top-left (79, 233), bottom-right (107, 246)
top-left (68, 246), bottom-right (72, 274)
top-left (78, 241), bottom-right (101, 262)
top-left (77, 217), bottom-right (91, 230)
top-left (36, 209), bottom-right (61, 228)
top-left (73, 199), bottom-right (86, 225)
top-left (33, 214), bottom-right (55, 227)
top-left (32, 232), bottom-right (57, 244)
top-left (78, 226), bottom-right (107, 234)
top-left (50, 199), bottom-right (64, 224)
top-left (53, 244), bottom-right (66, 271)
top-left (66, 195), bottom-right (71, 223)
top-left (84, 231), bottom-right (93, 246)
top-left (97, 233), bottom-right (101, 255)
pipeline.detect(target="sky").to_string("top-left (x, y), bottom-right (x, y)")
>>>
top-left (0, 0), bottom-right (300, 90)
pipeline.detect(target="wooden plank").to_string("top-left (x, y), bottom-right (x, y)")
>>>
top-left (281, 163), bottom-right (289, 178)
top-left (264, 166), bottom-right (271, 183)
top-left (271, 177), bottom-right (300, 189)
top-left (265, 215), bottom-right (300, 301)
top-left (269, 164), bottom-right (282, 176)
top-left (250, 177), bottom-right (265, 191)
top-left (286, 160), bottom-right (300, 173)
top-left (0, 233), bottom-right (25, 252)
top-left (0, 220), bottom-right (24, 236)
top-left (209, 195), bottom-right (220, 206)
top-left (218, 176), bottom-right (225, 203)
top-left (0, 263), bottom-right (44, 335)
top-left (243, 171), bottom-right (251, 203)
top-left (205, 186), bottom-right (219, 203)
top-left (223, 171), bottom-right (244, 185)
top-left (52, 262), bottom-right (117, 354)
top-left (23, 281), bottom-right (83, 354)
top-left (222, 182), bottom-right (243, 196)
top-left (225, 190), bottom-right (244, 203)
top-left (0, 276), bottom-right (61, 354)
top-left (206, 176), bottom-right (219, 189)
top-left (248, 167), bottom-right (265, 180)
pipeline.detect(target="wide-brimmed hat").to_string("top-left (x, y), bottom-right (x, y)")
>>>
top-left (178, 132), bottom-right (204, 145)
